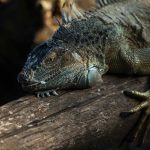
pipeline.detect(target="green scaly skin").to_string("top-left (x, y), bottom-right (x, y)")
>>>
top-left (18, 0), bottom-right (150, 147)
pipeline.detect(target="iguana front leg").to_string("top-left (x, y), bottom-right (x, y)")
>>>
top-left (118, 48), bottom-right (150, 146)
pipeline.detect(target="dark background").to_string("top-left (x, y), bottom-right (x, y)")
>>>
top-left (0, 0), bottom-right (94, 105)
top-left (0, 0), bottom-right (43, 104)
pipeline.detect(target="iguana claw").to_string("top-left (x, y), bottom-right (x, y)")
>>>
top-left (120, 90), bottom-right (150, 147)
top-left (36, 90), bottom-right (58, 98)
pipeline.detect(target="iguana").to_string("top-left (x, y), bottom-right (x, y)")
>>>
top-left (18, 0), bottom-right (150, 147)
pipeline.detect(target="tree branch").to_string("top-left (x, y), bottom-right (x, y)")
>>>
top-left (0, 76), bottom-right (149, 150)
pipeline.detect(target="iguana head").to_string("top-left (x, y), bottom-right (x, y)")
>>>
top-left (18, 17), bottom-right (108, 95)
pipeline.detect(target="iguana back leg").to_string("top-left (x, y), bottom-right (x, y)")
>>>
top-left (120, 90), bottom-right (150, 146)
top-left (117, 48), bottom-right (150, 146)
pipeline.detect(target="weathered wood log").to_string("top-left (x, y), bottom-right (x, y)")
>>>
top-left (0, 75), bottom-right (150, 150)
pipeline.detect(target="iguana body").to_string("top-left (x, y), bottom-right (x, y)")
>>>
top-left (18, 0), bottom-right (150, 147)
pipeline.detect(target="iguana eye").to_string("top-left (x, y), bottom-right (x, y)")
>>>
top-left (43, 52), bottom-right (57, 64)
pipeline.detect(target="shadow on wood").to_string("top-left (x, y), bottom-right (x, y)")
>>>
top-left (0, 75), bottom-right (149, 150)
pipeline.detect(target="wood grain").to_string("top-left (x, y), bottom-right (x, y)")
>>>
top-left (0, 75), bottom-right (149, 150)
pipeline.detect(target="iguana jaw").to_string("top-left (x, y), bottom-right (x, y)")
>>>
top-left (18, 62), bottom-right (104, 93)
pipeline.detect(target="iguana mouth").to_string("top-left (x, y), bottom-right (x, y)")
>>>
top-left (20, 81), bottom-right (46, 88)
top-left (18, 70), bottom-right (47, 91)
top-left (20, 82), bottom-right (49, 93)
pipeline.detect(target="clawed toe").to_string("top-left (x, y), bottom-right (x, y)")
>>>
top-left (36, 90), bottom-right (58, 98)
top-left (122, 101), bottom-right (149, 115)
top-left (123, 90), bottom-right (149, 100)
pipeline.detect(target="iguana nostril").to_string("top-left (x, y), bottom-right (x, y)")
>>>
top-left (17, 70), bottom-right (28, 83)
top-left (18, 69), bottom-right (35, 84)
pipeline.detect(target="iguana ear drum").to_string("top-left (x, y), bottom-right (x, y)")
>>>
top-left (87, 67), bottom-right (103, 87)
top-left (76, 66), bottom-right (102, 89)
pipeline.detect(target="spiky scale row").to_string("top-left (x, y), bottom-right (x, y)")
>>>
top-left (96, 0), bottom-right (126, 8)
top-left (54, 0), bottom-right (127, 28)
top-left (61, 0), bottom-right (84, 24)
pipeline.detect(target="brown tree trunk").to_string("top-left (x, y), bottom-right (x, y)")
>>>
top-left (0, 76), bottom-right (149, 150)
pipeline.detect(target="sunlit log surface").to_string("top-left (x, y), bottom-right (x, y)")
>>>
top-left (0, 75), bottom-right (150, 150)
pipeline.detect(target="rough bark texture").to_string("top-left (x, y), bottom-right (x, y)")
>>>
top-left (0, 76), bottom-right (150, 150)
